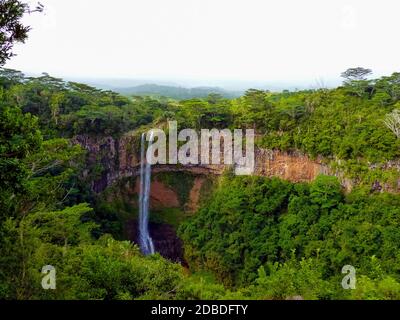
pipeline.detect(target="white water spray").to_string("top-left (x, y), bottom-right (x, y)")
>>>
top-left (138, 132), bottom-right (155, 255)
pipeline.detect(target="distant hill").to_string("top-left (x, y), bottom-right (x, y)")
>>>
top-left (114, 84), bottom-right (242, 100)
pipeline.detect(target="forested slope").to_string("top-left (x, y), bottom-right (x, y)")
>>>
top-left (1, 68), bottom-right (400, 299)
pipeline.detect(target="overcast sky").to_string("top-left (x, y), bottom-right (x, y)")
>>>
top-left (5, 0), bottom-right (400, 88)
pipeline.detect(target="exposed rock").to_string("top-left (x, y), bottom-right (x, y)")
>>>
top-left (134, 177), bottom-right (180, 209)
top-left (371, 180), bottom-right (383, 192)
top-left (186, 177), bottom-right (206, 212)
top-left (74, 133), bottom-right (329, 192)
top-left (253, 148), bottom-right (328, 183)
top-left (73, 133), bottom-right (400, 194)
top-left (72, 133), bottom-right (141, 192)
top-left (125, 220), bottom-right (185, 264)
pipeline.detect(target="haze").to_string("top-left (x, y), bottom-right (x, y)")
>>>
top-left (5, 0), bottom-right (400, 89)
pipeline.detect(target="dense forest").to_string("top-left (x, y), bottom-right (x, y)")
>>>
top-left (1, 64), bottom-right (400, 299)
top-left (1, 0), bottom-right (399, 304)
top-left (114, 84), bottom-right (241, 100)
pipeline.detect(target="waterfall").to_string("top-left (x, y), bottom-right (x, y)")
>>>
top-left (138, 131), bottom-right (155, 255)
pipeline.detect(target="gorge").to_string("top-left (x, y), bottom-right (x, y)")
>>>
top-left (3, 67), bottom-right (400, 299)
top-left (71, 131), bottom-right (400, 264)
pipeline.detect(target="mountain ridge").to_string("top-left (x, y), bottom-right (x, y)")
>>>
top-left (112, 83), bottom-right (243, 99)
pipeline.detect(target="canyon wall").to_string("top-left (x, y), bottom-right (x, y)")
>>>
top-left (73, 133), bottom-right (399, 261)
top-left (73, 133), bottom-right (332, 194)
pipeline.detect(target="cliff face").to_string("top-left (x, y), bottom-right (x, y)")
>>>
top-left (73, 134), bottom-right (140, 193)
top-left (73, 133), bottom-right (330, 193)
top-left (72, 133), bottom-right (400, 264)
top-left (134, 178), bottom-right (180, 209)
top-left (74, 132), bottom-right (400, 194)
top-left (253, 148), bottom-right (329, 182)
top-left (126, 220), bottom-right (185, 264)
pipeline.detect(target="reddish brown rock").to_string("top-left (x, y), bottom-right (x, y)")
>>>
top-left (134, 177), bottom-right (180, 209)
top-left (186, 177), bottom-right (206, 212)
top-left (73, 133), bottom-right (399, 194)
top-left (254, 149), bottom-right (328, 183)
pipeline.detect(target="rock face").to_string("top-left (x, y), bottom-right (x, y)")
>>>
top-left (73, 133), bottom-right (399, 263)
top-left (186, 177), bottom-right (206, 212)
top-left (72, 134), bottom-right (140, 193)
top-left (253, 148), bottom-right (329, 183)
top-left (134, 178), bottom-right (180, 209)
top-left (73, 133), bottom-right (329, 193)
top-left (126, 220), bottom-right (185, 264)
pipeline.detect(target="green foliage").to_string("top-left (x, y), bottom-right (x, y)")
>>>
top-left (4, 68), bottom-right (400, 179)
top-left (61, 105), bottom-right (133, 136)
top-left (168, 97), bottom-right (233, 129)
top-left (255, 257), bottom-right (332, 300)
top-left (154, 172), bottom-right (195, 206)
top-left (0, 70), bottom-right (168, 138)
top-left (351, 275), bottom-right (400, 300)
top-left (179, 174), bottom-right (400, 299)
top-left (309, 175), bottom-right (343, 209)
top-left (0, 1), bottom-right (43, 65)
top-left (2, 68), bottom-right (400, 300)
top-left (116, 84), bottom-right (240, 100)
top-left (150, 208), bottom-right (186, 229)
top-left (0, 104), bottom-right (42, 217)
top-left (0, 206), bottom-right (186, 300)
top-left (179, 175), bottom-right (293, 286)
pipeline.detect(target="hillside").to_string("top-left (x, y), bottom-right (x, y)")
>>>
top-left (1, 68), bottom-right (400, 300)
top-left (114, 83), bottom-right (242, 99)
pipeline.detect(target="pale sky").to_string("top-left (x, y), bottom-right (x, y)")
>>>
top-left (5, 0), bottom-right (400, 87)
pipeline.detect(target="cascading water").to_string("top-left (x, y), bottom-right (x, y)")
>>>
top-left (138, 131), bottom-right (155, 255)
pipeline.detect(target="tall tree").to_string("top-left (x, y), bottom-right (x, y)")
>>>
top-left (341, 67), bottom-right (373, 98)
top-left (341, 67), bottom-right (372, 82)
